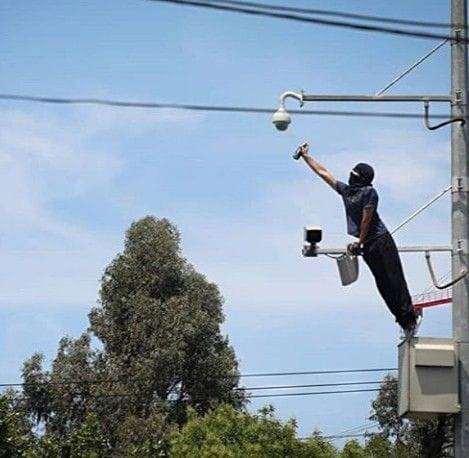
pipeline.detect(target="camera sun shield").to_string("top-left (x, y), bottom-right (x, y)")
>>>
top-left (304, 226), bottom-right (322, 244)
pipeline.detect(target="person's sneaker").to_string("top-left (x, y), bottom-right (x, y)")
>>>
top-left (414, 308), bottom-right (423, 334)
top-left (399, 327), bottom-right (407, 340)
top-left (403, 325), bottom-right (414, 340)
top-left (402, 309), bottom-right (423, 340)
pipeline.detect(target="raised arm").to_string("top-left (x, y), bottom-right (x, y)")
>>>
top-left (298, 144), bottom-right (337, 190)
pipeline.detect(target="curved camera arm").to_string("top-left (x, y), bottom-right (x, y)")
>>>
top-left (279, 91), bottom-right (304, 109)
top-left (424, 100), bottom-right (465, 131)
top-left (425, 250), bottom-right (467, 290)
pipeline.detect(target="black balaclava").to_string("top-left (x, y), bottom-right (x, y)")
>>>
top-left (348, 163), bottom-right (374, 186)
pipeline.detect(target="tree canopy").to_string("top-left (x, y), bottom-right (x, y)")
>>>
top-left (368, 374), bottom-right (453, 457)
top-left (16, 216), bottom-right (243, 455)
top-left (171, 404), bottom-right (338, 458)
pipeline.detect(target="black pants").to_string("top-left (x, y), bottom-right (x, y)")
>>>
top-left (363, 232), bottom-right (415, 328)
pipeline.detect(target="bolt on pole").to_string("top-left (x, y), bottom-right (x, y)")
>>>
top-left (452, 0), bottom-right (469, 456)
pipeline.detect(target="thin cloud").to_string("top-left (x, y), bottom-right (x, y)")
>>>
top-left (0, 105), bottom-right (198, 307)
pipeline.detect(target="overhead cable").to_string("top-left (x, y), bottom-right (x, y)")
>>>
top-left (298, 432), bottom-right (374, 441)
top-left (0, 380), bottom-right (382, 390)
top-left (324, 433), bottom-right (370, 440)
top-left (61, 387), bottom-right (385, 400)
top-left (0, 94), bottom-right (451, 120)
top-left (149, 0), bottom-right (469, 43)
top-left (200, 0), bottom-right (460, 29)
top-left (331, 422), bottom-right (379, 437)
top-left (245, 388), bottom-right (381, 398)
top-left (244, 380), bottom-right (381, 391)
top-left (0, 368), bottom-right (397, 388)
top-left (241, 367), bottom-right (397, 377)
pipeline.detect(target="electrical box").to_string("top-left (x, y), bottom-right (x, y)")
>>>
top-left (398, 337), bottom-right (459, 418)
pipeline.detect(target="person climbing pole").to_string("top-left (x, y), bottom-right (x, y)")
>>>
top-left (296, 143), bottom-right (421, 337)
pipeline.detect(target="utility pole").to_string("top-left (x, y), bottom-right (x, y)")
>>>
top-left (452, 0), bottom-right (469, 456)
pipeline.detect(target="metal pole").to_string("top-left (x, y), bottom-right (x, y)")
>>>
top-left (452, 1), bottom-right (469, 456)
top-left (313, 246), bottom-right (452, 255)
top-left (300, 94), bottom-right (451, 102)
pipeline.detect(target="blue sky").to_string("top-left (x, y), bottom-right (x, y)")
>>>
top-left (0, 0), bottom-right (456, 441)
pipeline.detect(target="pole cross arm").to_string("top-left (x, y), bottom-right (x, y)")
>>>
top-left (301, 94), bottom-right (452, 103)
top-left (273, 92), bottom-right (454, 131)
top-left (309, 245), bottom-right (452, 257)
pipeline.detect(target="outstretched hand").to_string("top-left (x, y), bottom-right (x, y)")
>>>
top-left (293, 143), bottom-right (310, 161)
top-left (298, 143), bottom-right (309, 157)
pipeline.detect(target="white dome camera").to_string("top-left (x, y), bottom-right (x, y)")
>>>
top-left (272, 107), bottom-right (291, 131)
top-left (272, 91), bottom-right (303, 132)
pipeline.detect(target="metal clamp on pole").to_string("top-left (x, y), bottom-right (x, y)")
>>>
top-left (425, 250), bottom-right (467, 289)
top-left (424, 100), bottom-right (465, 130)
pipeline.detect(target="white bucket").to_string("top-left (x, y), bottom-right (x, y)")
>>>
top-left (337, 254), bottom-right (359, 286)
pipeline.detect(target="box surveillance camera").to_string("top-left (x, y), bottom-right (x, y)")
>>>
top-left (304, 226), bottom-right (322, 244)
top-left (302, 226), bottom-right (322, 257)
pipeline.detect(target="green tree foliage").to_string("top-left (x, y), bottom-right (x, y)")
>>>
top-left (21, 335), bottom-right (99, 436)
top-left (16, 216), bottom-right (243, 455)
top-left (340, 439), bottom-right (368, 458)
top-left (26, 414), bottom-right (107, 458)
top-left (110, 407), bottom-right (176, 457)
top-left (171, 405), bottom-right (398, 458)
top-left (0, 394), bottom-right (32, 457)
top-left (363, 434), bottom-right (393, 457)
top-left (369, 374), bottom-right (453, 457)
top-left (171, 404), bottom-right (342, 458)
top-left (89, 217), bottom-right (242, 417)
top-left (302, 431), bottom-right (340, 458)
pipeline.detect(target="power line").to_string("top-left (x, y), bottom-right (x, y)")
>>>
top-left (298, 433), bottom-right (372, 441)
top-left (2, 377), bottom-right (395, 401)
top-left (331, 422), bottom-right (380, 437)
top-left (302, 421), bottom-right (381, 442)
top-left (244, 381), bottom-right (382, 391)
top-left (64, 387), bottom-right (385, 400)
top-left (246, 388), bottom-right (382, 398)
top-left (323, 433), bottom-right (369, 440)
top-left (0, 380), bottom-right (382, 390)
top-left (198, 0), bottom-right (459, 29)
top-left (299, 433), bottom-right (371, 440)
top-left (0, 94), bottom-right (452, 120)
top-left (241, 367), bottom-right (397, 378)
top-left (149, 0), bottom-right (469, 43)
top-left (0, 368), bottom-right (397, 389)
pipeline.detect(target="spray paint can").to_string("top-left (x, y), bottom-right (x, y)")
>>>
top-left (293, 143), bottom-right (308, 160)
